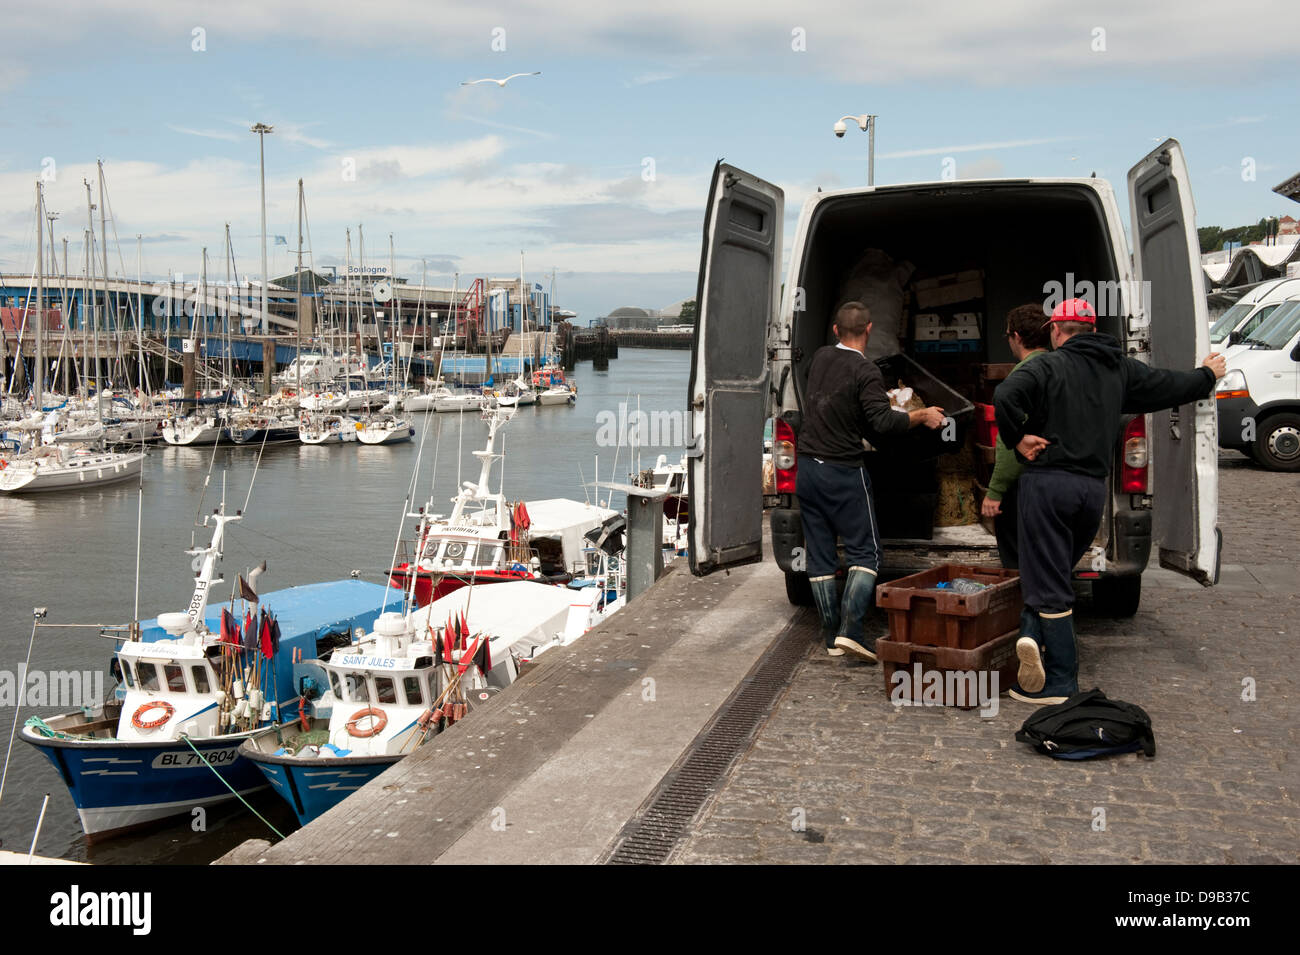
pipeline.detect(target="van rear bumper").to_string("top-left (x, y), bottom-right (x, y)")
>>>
top-left (772, 503), bottom-right (1150, 579)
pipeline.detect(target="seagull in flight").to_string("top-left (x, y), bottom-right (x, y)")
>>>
top-left (461, 72), bottom-right (541, 87)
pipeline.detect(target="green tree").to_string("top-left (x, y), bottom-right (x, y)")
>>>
top-left (678, 300), bottom-right (697, 324)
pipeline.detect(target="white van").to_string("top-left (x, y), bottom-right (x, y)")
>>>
top-left (1216, 298), bottom-right (1300, 470)
top-left (1208, 277), bottom-right (1300, 348)
top-left (686, 139), bottom-right (1219, 617)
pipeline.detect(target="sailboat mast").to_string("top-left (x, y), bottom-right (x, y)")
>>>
top-left (296, 179), bottom-right (303, 394)
top-left (84, 180), bottom-right (102, 421)
top-left (225, 223), bottom-right (232, 385)
top-left (35, 181), bottom-right (44, 416)
top-left (98, 161), bottom-right (111, 388)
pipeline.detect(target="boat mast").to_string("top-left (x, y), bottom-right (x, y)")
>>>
top-left (98, 161), bottom-right (111, 392)
top-left (296, 179), bottom-right (304, 395)
top-left (83, 180), bottom-right (103, 423)
top-left (34, 181), bottom-right (44, 418)
top-left (224, 223), bottom-right (233, 386)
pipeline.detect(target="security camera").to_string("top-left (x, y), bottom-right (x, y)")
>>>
top-left (833, 121), bottom-right (847, 138)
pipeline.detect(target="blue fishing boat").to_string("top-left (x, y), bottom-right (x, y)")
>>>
top-left (21, 506), bottom-right (393, 842)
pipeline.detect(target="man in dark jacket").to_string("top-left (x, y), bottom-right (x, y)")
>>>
top-left (799, 301), bottom-right (945, 660)
top-left (994, 297), bottom-right (1226, 704)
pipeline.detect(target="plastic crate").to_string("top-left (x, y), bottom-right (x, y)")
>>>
top-left (871, 353), bottom-right (974, 460)
top-left (878, 628), bottom-right (1018, 709)
top-left (875, 563), bottom-right (1022, 650)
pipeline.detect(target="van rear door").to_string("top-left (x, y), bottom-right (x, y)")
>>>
top-left (687, 162), bottom-right (784, 575)
top-left (1127, 138), bottom-right (1220, 584)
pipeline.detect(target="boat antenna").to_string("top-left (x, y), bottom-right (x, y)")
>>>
top-left (578, 458), bottom-right (590, 505)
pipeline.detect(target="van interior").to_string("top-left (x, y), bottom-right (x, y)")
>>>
top-left (789, 182), bottom-right (1124, 545)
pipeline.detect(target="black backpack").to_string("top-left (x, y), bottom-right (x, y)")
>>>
top-left (1015, 688), bottom-right (1155, 760)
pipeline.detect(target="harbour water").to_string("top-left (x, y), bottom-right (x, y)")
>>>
top-left (0, 349), bottom-right (690, 863)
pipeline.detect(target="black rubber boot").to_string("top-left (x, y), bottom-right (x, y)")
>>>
top-left (1009, 609), bottom-right (1077, 705)
top-left (834, 567), bottom-right (878, 663)
top-left (810, 575), bottom-right (843, 656)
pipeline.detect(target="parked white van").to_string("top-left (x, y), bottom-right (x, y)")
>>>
top-left (1208, 277), bottom-right (1300, 348)
top-left (1216, 298), bottom-right (1300, 470)
top-left (687, 139), bottom-right (1219, 617)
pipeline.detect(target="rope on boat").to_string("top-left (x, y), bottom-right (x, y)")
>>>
top-left (178, 734), bottom-right (285, 840)
top-left (21, 716), bottom-right (91, 741)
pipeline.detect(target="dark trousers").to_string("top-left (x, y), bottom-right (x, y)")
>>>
top-left (796, 456), bottom-right (881, 579)
top-left (994, 484), bottom-right (1020, 570)
top-left (1017, 468), bottom-right (1106, 612)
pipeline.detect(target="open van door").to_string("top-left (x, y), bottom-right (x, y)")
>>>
top-left (1127, 138), bottom-right (1220, 584)
top-left (687, 162), bottom-right (784, 575)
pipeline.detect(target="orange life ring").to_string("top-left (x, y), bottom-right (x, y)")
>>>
top-left (346, 706), bottom-right (387, 738)
top-left (132, 701), bottom-right (175, 730)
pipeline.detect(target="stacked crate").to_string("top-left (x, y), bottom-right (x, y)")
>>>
top-left (874, 564), bottom-right (1023, 708)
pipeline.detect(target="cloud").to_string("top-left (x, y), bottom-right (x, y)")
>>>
top-left (168, 125), bottom-right (241, 143)
top-left (879, 136), bottom-right (1077, 160)
top-left (7, 1), bottom-right (1296, 86)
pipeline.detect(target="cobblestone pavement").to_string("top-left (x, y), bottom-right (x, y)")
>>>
top-left (675, 452), bottom-right (1299, 864)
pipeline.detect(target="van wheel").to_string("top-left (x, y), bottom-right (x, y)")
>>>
top-left (785, 571), bottom-right (814, 606)
top-left (1091, 575), bottom-right (1141, 617)
top-left (1252, 413), bottom-right (1300, 472)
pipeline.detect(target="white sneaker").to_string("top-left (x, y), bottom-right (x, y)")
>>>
top-left (825, 645), bottom-right (846, 657)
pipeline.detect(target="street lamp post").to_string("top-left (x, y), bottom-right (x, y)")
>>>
top-left (834, 114), bottom-right (877, 186)
top-left (251, 123), bottom-right (273, 336)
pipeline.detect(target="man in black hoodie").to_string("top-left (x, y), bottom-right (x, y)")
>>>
top-left (994, 298), bottom-right (1225, 704)
top-left (799, 301), bottom-right (945, 660)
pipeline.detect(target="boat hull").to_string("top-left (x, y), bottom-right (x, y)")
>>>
top-left (0, 451), bottom-right (144, 494)
top-left (241, 743), bottom-right (397, 826)
top-left (21, 725), bottom-right (276, 841)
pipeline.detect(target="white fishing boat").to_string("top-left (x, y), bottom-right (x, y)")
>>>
top-left (20, 505), bottom-right (392, 840)
top-left (356, 413), bottom-right (414, 445)
top-left (241, 579), bottom-right (598, 826)
top-left (389, 407), bottom-right (616, 605)
top-left (0, 443), bottom-right (145, 494)
top-left (298, 412), bottom-right (360, 445)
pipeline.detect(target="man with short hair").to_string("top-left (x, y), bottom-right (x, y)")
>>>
top-left (995, 297), bottom-right (1226, 704)
top-left (981, 304), bottom-right (1052, 568)
top-left (798, 301), bottom-right (946, 660)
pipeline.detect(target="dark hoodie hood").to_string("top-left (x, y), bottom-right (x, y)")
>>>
top-left (1058, 331), bottom-right (1122, 368)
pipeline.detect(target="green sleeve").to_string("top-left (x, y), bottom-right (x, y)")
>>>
top-left (986, 434), bottom-right (1023, 501)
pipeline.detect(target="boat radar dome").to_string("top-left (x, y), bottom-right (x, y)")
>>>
top-left (157, 612), bottom-right (194, 636)
top-left (374, 612), bottom-right (412, 638)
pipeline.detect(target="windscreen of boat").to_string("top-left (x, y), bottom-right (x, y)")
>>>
top-left (343, 672), bottom-right (369, 703)
top-left (1243, 301), bottom-right (1300, 349)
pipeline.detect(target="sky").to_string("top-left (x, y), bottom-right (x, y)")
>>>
top-left (1, 0), bottom-right (1297, 322)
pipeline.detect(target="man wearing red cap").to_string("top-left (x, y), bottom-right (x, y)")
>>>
top-left (994, 297), bottom-right (1226, 704)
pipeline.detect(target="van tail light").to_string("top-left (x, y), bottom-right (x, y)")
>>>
top-left (1120, 415), bottom-right (1148, 493)
top-left (774, 418), bottom-right (797, 493)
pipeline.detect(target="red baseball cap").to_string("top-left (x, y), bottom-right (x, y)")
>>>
top-left (1049, 298), bottom-right (1096, 324)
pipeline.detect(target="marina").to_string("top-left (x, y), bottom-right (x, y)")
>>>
top-left (0, 348), bottom-right (690, 863)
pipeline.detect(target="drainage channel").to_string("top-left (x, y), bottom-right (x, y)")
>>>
top-left (602, 610), bottom-right (816, 865)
